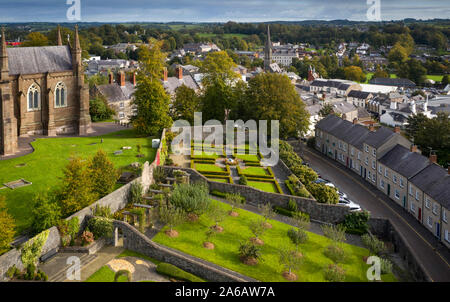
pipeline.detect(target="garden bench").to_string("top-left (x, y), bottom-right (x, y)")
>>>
top-left (39, 248), bottom-right (58, 263)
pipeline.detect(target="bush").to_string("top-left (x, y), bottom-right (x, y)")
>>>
top-left (81, 231), bottom-right (95, 246)
top-left (361, 234), bottom-right (386, 256)
top-left (129, 182), bottom-right (143, 205)
top-left (380, 257), bottom-right (393, 274)
top-left (239, 175), bottom-right (248, 185)
top-left (156, 263), bottom-right (204, 282)
top-left (324, 264), bottom-right (346, 282)
top-left (287, 199), bottom-right (298, 212)
top-left (169, 183), bottom-right (210, 215)
top-left (238, 240), bottom-right (262, 260)
top-left (287, 228), bottom-right (308, 248)
top-left (89, 96), bottom-right (115, 122)
top-left (114, 270), bottom-right (132, 282)
top-left (321, 224), bottom-right (347, 244)
top-left (324, 244), bottom-right (347, 263)
top-left (58, 217), bottom-right (79, 246)
top-left (159, 203), bottom-right (186, 232)
top-left (30, 192), bottom-right (61, 234)
top-left (0, 197), bottom-right (15, 254)
top-left (25, 264), bottom-right (36, 280)
top-left (88, 150), bottom-right (120, 198)
top-left (92, 205), bottom-right (113, 219)
top-left (306, 183), bottom-right (339, 204)
top-left (341, 211), bottom-right (370, 235)
top-left (87, 217), bottom-right (114, 240)
top-left (153, 166), bottom-right (167, 184)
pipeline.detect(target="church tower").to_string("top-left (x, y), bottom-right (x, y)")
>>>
top-left (264, 25), bottom-right (272, 72)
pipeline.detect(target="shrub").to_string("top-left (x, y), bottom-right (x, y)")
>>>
top-left (81, 231), bottom-right (95, 246)
top-left (89, 96), bottom-right (115, 122)
top-left (380, 258), bottom-right (393, 274)
top-left (129, 182), bottom-right (143, 205)
top-left (87, 217), bottom-right (114, 240)
top-left (158, 203), bottom-right (186, 232)
top-left (279, 248), bottom-right (303, 275)
top-left (321, 224), bottom-right (347, 244)
top-left (238, 240), bottom-right (262, 261)
top-left (225, 193), bottom-right (245, 211)
top-left (306, 183), bottom-right (339, 204)
top-left (169, 183), bottom-right (210, 216)
top-left (287, 199), bottom-right (298, 212)
top-left (239, 175), bottom-right (248, 185)
top-left (324, 264), bottom-right (346, 282)
top-left (58, 217), bottom-right (79, 246)
top-left (92, 205), bottom-right (113, 219)
top-left (21, 230), bottom-right (49, 267)
top-left (88, 149), bottom-right (120, 198)
top-left (156, 263), bottom-right (204, 282)
top-left (287, 228), bottom-right (308, 249)
top-left (129, 207), bottom-right (146, 232)
top-left (324, 244), bottom-right (347, 263)
top-left (165, 157), bottom-right (174, 166)
top-left (249, 219), bottom-right (266, 239)
top-left (341, 211), bottom-right (370, 235)
top-left (30, 192), bottom-right (61, 234)
top-left (361, 234), bottom-right (386, 256)
top-left (153, 166), bottom-right (167, 184)
top-left (114, 270), bottom-right (132, 282)
top-left (258, 203), bottom-right (275, 222)
top-left (0, 197), bottom-right (16, 255)
top-left (6, 265), bottom-right (20, 279)
top-left (292, 211), bottom-right (310, 230)
top-left (25, 264), bottom-right (36, 280)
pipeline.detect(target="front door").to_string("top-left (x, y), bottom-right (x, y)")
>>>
top-left (403, 196), bottom-right (407, 208)
top-left (436, 223), bottom-right (440, 238)
top-left (418, 208), bottom-right (422, 221)
top-left (387, 184), bottom-right (391, 196)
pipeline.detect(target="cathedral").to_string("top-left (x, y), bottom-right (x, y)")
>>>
top-left (0, 25), bottom-right (91, 156)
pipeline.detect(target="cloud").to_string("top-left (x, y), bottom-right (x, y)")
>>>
top-left (0, 0), bottom-right (447, 22)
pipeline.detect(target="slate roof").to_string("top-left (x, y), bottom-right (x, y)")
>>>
top-left (378, 145), bottom-right (431, 178)
top-left (364, 127), bottom-right (395, 148)
top-left (410, 164), bottom-right (450, 209)
top-left (346, 125), bottom-right (370, 150)
top-left (95, 83), bottom-right (135, 103)
top-left (315, 114), bottom-right (343, 132)
top-left (369, 77), bottom-right (416, 88)
top-left (348, 90), bottom-right (372, 99)
top-left (163, 75), bottom-right (200, 94)
top-left (7, 46), bottom-right (73, 75)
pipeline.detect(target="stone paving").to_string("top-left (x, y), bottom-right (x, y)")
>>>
top-left (106, 256), bottom-right (169, 282)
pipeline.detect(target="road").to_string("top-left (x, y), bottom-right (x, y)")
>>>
top-left (292, 142), bottom-right (450, 282)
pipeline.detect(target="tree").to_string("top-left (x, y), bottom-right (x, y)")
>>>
top-left (207, 203), bottom-right (227, 231)
top-left (88, 149), bottom-right (119, 198)
top-left (57, 157), bottom-right (98, 217)
top-left (397, 59), bottom-right (427, 85)
top-left (0, 197), bottom-right (15, 254)
top-left (343, 66), bottom-right (366, 82)
top-left (372, 65), bottom-right (389, 79)
top-left (258, 203), bottom-right (275, 227)
top-left (158, 203), bottom-right (186, 236)
top-left (171, 85), bottom-right (201, 124)
top-left (22, 32), bottom-right (48, 47)
top-left (225, 193), bottom-right (244, 215)
top-left (31, 192), bottom-right (61, 234)
top-left (287, 228), bottom-right (308, 250)
top-left (318, 103), bottom-right (336, 118)
top-left (388, 43), bottom-right (408, 65)
top-left (89, 96), bottom-right (115, 122)
top-left (249, 219), bottom-right (266, 243)
top-left (306, 183), bottom-right (339, 204)
top-left (132, 39), bottom-right (172, 135)
top-left (442, 75), bottom-right (449, 86)
top-left (243, 73), bottom-right (310, 138)
top-left (279, 248), bottom-right (303, 280)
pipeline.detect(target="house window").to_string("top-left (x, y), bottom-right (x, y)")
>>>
top-left (393, 175), bottom-right (397, 184)
top-left (416, 191), bottom-right (420, 201)
top-left (380, 179), bottom-right (385, 189)
top-left (378, 165), bottom-right (382, 174)
top-left (425, 197), bottom-right (430, 208)
top-left (351, 148), bottom-right (354, 156)
top-left (400, 178), bottom-right (404, 188)
top-left (365, 157), bottom-right (368, 165)
top-left (119, 112), bottom-right (125, 119)
top-left (372, 149), bottom-right (376, 157)
top-left (410, 202), bottom-right (416, 213)
top-left (27, 83), bottom-right (40, 111)
top-left (120, 102), bottom-right (124, 109)
top-left (409, 184), bottom-right (413, 196)
top-left (445, 230), bottom-right (450, 243)
top-left (394, 189), bottom-right (400, 199)
top-left (385, 168), bottom-right (388, 178)
top-left (432, 203), bottom-right (438, 215)
top-left (343, 144), bottom-right (347, 152)
top-left (372, 173), bottom-right (376, 182)
top-left (427, 216), bottom-right (433, 228)
top-left (444, 211), bottom-right (448, 223)
top-left (54, 82), bottom-right (67, 108)
top-left (365, 145), bottom-right (369, 152)
top-left (372, 160), bottom-right (376, 169)
top-left (357, 152), bottom-right (361, 160)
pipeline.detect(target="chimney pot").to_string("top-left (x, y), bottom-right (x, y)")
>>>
top-left (163, 67), bottom-right (168, 82)
top-left (109, 73), bottom-right (114, 84)
top-left (132, 72), bottom-right (136, 86)
top-left (410, 145), bottom-right (418, 153)
top-left (119, 72), bottom-right (125, 87)
top-left (394, 126), bottom-right (401, 134)
top-left (369, 125), bottom-right (375, 132)
top-left (176, 66), bottom-right (183, 80)
top-left (429, 154), bottom-right (437, 164)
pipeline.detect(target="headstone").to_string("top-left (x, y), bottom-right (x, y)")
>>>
top-left (152, 139), bottom-right (161, 148)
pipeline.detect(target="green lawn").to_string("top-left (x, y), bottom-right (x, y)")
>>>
top-left (0, 129), bottom-right (157, 234)
top-left (207, 177), bottom-right (230, 183)
top-left (194, 163), bottom-right (225, 173)
top-left (426, 75), bottom-right (444, 82)
top-left (197, 33), bottom-right (249, 39)
top-left (86, 266), bottom-right (129, 282)
top-left (247, 181), bottom-right (279, 193)
top-left (153, 199), bottom-right (396, 282)
top-left (240, 166), bottom-right (270, 176)
top-left (234, 154), bottom-right (260, 162)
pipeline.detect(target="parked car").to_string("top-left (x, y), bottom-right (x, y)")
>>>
top-left (338, 197), bottom-right (361, 212)
top-left (338, 190), bottom-right (348, 199)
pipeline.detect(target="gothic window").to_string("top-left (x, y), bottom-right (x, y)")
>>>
top-left (27, 83), bottom-right (40, 111)
top-left (55, 82), bottom-right (67, 108)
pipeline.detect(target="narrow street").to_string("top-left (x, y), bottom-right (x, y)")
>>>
top-left (291, 142), bottom-right (450, 282)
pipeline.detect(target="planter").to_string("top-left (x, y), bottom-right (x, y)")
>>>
top-left (59, 237), bottom-right (106, 255)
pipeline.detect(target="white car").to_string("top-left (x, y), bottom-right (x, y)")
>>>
top-left (338, 191), bottom-right (348, 199)
top-left (338, 197), bottom-right (361, 212)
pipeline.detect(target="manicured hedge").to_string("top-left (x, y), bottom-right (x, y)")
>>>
top-left (204, 175), bottom-right (234, 184)
top-left (156, 263), bottom-right (205, 282)
top-left (285, 180), bottom-right (295, 196)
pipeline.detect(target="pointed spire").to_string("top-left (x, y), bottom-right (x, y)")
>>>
top-left (57, 24), bottom-right (62, 46)
top-left (266, 25), bottom-right (271, 47)
top-left (1, 26), bottom-right (9, 78)
top-left (73, 24), bottom-right (81, 51)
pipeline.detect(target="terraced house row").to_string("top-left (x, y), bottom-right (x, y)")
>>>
top-left (314, 115), bottom-right (450, 249)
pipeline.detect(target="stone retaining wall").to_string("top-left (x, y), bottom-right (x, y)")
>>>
top-left (163, 166), bottom-right (351, 224)
top-left (369, 218), bottom-right (432, 282)
top-left (111, 219), bottom-right (256, 282)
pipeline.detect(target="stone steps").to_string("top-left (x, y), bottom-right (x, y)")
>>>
top-left (48, 254), bottom-right (97, 282)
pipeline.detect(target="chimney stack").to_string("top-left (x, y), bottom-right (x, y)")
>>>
top-left (353, 118), bottom-right (358, 125)
top-left (118, 71), bottom-right (125, 87)
top-left (163, 67), bottom-right (168, 82)
top-left (394, 126), bottom-right (400, 134)
top-left (132, 72), bottom-right (136, 86)
top-left (369, 125), bottom-right (375, 132)
top-left (429, 154), bottom-right (437, 164)
top-left (108, 73), bottom-right (114, 84)
top-left (176, 66), bottom-right (183, 80)
top-left (410, 145), bottom-right (418, 153)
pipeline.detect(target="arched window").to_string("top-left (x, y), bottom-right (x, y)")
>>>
top-left (27, 83), bottom-right (40, 111)
top-left (54, 82), bottom-right (67, 108)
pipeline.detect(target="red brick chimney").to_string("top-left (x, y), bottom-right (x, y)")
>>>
top-left (410, 145), bottom-right (418, 153)
top-left (109, 73), bottom-right (114, 84)
top-left (429, 154), bottom-right (437, 164)
top-left (394, 126), bottom-right (401, 134)
top-left (118, 72), bottom-right (125, 87)
top-left (132, 72), bottom-right (136, 86)
top-left (163, 67), bottom-right (168, 82)
top-left (176, 66), bottom-right (183, 80)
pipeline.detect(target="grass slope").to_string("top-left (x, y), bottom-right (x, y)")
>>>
top-left (0, 129), bottom-right (156, 234)
top-left (153, 199), bottom-right (395, 282)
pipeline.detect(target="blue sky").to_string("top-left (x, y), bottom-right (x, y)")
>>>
top-left (0, 0), bottom-right (448, 22)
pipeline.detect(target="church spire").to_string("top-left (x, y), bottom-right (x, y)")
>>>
top-left (264, 25), bottom-right (273, 72)
top-left (1, 26), bottom-right (9, 80)
top-left (57, 24), bottom-right (62, 46)
top-left (73, 24), bottom-right (81, 51)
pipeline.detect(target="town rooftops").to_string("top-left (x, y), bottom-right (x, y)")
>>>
top-left (7, 45), bottom-right (73, 75)
top-left (409, 164), bottom-right (450, 209)
top-left (348, 90), bottom-right (372, 99)
top-left (378, 145), bottom-right (431, 179)
top-left (163, 74), bottom-right (200, 94)
top-left (364, 127), bottom-right (396, 148)
top-left (95, 82), bottom-right (135, 103)
top-left (369, 77), bottom-right (416, 88)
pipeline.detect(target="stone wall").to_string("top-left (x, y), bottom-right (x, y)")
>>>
top-left (369, 218), bottom-right (432, 282)
top-left (163, 166), bottom-right (351, 224)
top-left (111, 219), bottom-right (256, 282)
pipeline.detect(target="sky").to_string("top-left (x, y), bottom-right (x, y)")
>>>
top-left (0, 0), bottom-right (449, 23)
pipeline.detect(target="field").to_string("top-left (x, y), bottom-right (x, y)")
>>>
top-left (196, 33), bottom-right (249, 39)
top-left (0, 129), bottom-right (157, 234)
top-left (364, 73), bottom-right (444, 83)
top-left (153, 199), bottom-right (396, 282)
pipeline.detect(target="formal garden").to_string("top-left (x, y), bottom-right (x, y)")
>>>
top-left (0, 129), bottom-right (157, 235)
